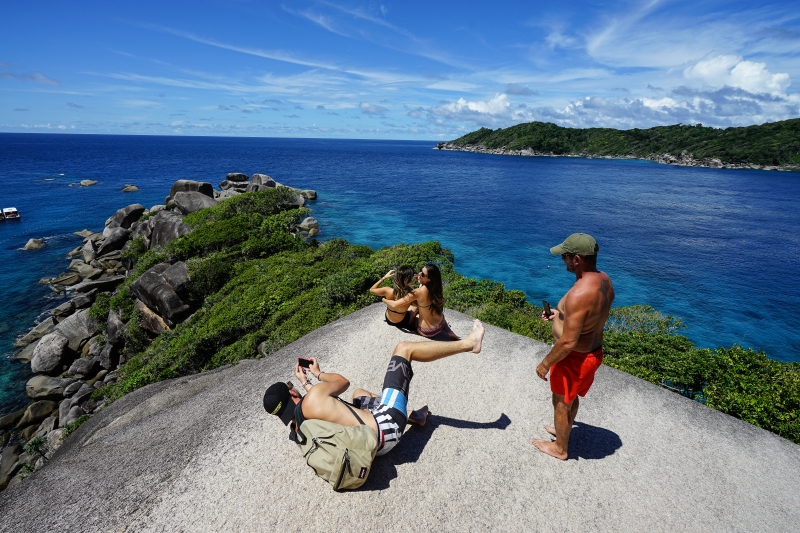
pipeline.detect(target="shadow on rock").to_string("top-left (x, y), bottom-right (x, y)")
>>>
top-left (362, 413), bottom-right (512, 491)
top-left (567, 421), bottom-right (622, 460)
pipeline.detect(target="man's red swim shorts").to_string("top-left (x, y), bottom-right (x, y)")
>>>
top-left (549, 347), bottom-right (603, 404)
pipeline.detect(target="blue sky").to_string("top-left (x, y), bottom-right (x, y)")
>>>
top-left (1, 0), bottom-right (799, 139)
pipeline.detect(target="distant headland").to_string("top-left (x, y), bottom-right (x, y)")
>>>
top-left (436, 118), bottom-right (800, 171)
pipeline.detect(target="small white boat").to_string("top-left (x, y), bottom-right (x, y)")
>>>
top-left (2, 207), bottom-right (20, 220)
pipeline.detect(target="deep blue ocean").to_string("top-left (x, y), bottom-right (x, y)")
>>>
top-left (1, 133), bottom-right (799, 416)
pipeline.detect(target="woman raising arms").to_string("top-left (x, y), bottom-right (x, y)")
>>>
top-left (370, 266), bottom-right (418, 330)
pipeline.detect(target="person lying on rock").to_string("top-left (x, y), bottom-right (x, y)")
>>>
top-left (263, 320), bottom-right (485, 456)
top-left (369, 266), bottom-right (418, 330)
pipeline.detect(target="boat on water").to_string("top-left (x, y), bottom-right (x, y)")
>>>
top-left (2, 207), bottom-right (20, 220)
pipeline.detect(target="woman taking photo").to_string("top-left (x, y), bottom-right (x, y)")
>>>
top-left (370, 266), bottom-right (417, 330)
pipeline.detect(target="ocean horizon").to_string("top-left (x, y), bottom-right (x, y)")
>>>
top-left (1, 132), bottom-right (798, 416)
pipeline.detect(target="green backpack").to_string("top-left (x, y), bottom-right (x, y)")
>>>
top-left (294, 402), bottom-right (379, 491)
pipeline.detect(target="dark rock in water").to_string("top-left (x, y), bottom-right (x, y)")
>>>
top-left (98, 343), bottom-right (119, 370)
top-left (173, 191), bottom-right (218, 215)
top-left (67, 275), bottom-right (125, 294)
top-left (226, 172), bottom-right (248, 182)
top-left (80, 180), bottom-right (97, 187)
top-left (121, 184), bottom-right (139, 192)
top-left (68, 357), bottom-right (100, 379)
top-left (149, 210), bottom-right (191, 249)
top-left (26, 376), bottom-right (77, 400)
top-left (22, 238), bottom-right (45, 250)
top-left (17, 400), bottom-right (58, 428)
top-left (168, 180), bottom-right (213, 202)
top-left (107, 310), bottom-right (126, 346)
top-left (134, 299), bottom-right (171, 335)
top-left (74, 229), bottom-right (95, 238)
top-left (31, 332), bottom-right (70, 374)
top-left (15, 318), bottom-right (57, 347)
top-left (0, 409), bottom-right (26, 431)
top-left (250, 174), bottom-right (276, 187)
top-left (130, 263), bottom-right (190, 324)
top-left (67, 246), bottom-right (83, 258)
top-left (298, 217), bottom-right (319, 231)
top-left (105, 204), bottom-right (146, 231)
top-left (0, 444), bottom-right (23, 491)
top-left (96, 227), bottom-right (131, 256)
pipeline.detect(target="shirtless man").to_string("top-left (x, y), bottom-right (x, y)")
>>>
top-left (532, 233), bottom-right (615, 460)
top-left (263, 320), bottom-right (485, 457)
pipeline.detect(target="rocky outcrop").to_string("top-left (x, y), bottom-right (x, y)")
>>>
top-left (53, 309), bottom-right (98, 352)
top-left (67, 275), bottom-right (126, 294)
top-left (26, 376), bottom-right (77, 400)
top-left (250, 174), bottom-right (276, 187)
top-left (173, 191), bottom-right (219, 215)
top-left (105, 204), bottom-right (146, 231)
top-left (97, 228), bottom-right (131, 256)
top-left (15, 318), bottom-right (57, 347)
top-left (435, 142), bottom-right (800, 172)
top-left (17, 400), bottom-right (58, 428)
top-left (226, 172), bottom-right (248, 182)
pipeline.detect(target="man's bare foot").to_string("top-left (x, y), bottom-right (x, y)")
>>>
top-left (532, 438), bottom-right (568, 460)
top-left (544, 425), bottom-right (557, 437)
top-left (468, 320), bottom-right (485, 353)
top-left (408, 404), bottom-right (429, 426)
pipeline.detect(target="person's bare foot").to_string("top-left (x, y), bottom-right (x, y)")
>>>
top-left (408, 404), bottom-right (429, 426)
top-left (468, 320), bottom-right (485, 353)
top-left (532, 438), bottom-right (568, 460)
top-left (544, 425), bottom-right (557, 437)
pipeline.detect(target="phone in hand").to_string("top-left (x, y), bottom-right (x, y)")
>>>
top-left (542, 300), bottom-right (552, 318)
top-left (298, 357), bottom-right (313, 368)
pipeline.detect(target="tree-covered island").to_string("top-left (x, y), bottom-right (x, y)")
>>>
top-left (438, 118), bottom-right (800, 170)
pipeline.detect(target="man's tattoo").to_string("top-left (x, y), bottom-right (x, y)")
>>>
top-left (600, 279), bottom-right (610, 302)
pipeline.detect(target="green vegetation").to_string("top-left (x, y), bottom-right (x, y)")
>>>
top-left (90, 188), bottom-right (799, 444)
top-left (60, 415), bottom-right (91, 440)
top-left (451, 118), bottom-right (800, 166)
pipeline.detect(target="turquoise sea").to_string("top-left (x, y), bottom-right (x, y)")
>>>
top-left (1, 133), bottom-right (798, 416)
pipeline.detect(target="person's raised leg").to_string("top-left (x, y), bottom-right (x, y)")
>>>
top-left (532, 393), bottom-right (572, 460)
top-left (544, 395), bottom-right (579, 436)
top-left (394, 319), bottom-right (484, 363)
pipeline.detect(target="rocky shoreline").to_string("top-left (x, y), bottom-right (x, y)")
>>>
top-left (435, 142), bottom-right (800, 172)
top-left (0, 173), bottom-right (317, 491)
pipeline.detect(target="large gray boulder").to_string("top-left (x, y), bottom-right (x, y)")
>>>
top-left (105, 204), bottom-right (145, 231)
top-left (16, 400), bottom-right (58, 428)
top-left (299, 190), bottom-right (317, 200)
top-left (99, 343), bottom-right (119, 370)
top-left (30, 332), bottom-right (70, 374)
top-left (161, 262), bottom-right (190, 296)
top-left (173, 191), bottom-right (218, 215)
top-left (149, 210), bottom-right (192, 249)
top-left (129, 262), bottom-right (191, 324)
top-left (245, 183), bottom-right (271, 193)
top-left (216, 189), bottom-right (242, 200)
top-left (26, 376), bottom-right (77, 400)
top-left (15, 339), bottom-right (38, 364)
top-left (96, 227), bottom-right (131, 256)
top-left (22, 238), bottom-right (45, 250)
top-left (168, 180), bottom-right (213, 202)
top-left (250, 174), bottom-right (276, 187)
top-left (62, 405), bottom-right (86, 427)
top-left (15, 317), bottom-right (57, 347)
top-left (226, 172), bottom-right (248, 182)
top-left (0, 409), bottom-right (25, 431)
top-left (298, 217), bottom-right (319, 231)
top-left (53, 309), bottom-right (98, 352)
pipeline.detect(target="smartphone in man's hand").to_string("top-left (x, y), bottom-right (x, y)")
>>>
top-left (298, 357), bottom-right (313, 368)
top-left (542, 300), bottom-right (552, 318)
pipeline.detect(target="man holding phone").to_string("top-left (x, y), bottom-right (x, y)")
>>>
top-left (534, 233), bottom-right (614, 460)
top-left (263, 320), bottom-right (485, 457)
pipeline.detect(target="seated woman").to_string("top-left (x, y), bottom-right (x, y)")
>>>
top-left (397, 264), bottom-right (458, 339)
top-left (370, 267), bottom-right (417, 330)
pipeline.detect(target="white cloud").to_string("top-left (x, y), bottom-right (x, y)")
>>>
top-left (359, 102), bottom-right (387, 114)
top-left (684, 55), bottom-right (791, 95)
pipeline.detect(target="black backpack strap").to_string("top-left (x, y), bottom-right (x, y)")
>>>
top-left (293, 402), bottom-right (307, 445)
top-left (337, 397), bottom-right (366, 426)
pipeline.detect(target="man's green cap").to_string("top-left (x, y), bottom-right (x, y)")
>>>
top-left (550, 233), bottom-right (599, 256)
